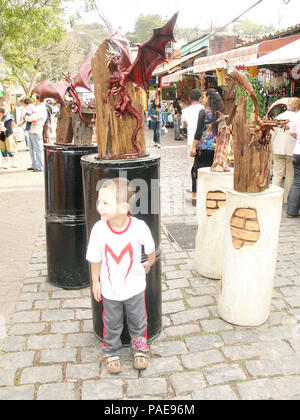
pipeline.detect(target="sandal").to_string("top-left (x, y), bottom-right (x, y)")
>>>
top-left (133, 352), bottom-right (149, 370)
top-left (104, 354), bottom-right (122, 374)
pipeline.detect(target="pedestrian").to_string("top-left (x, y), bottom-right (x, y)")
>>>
top-left (181, 89), bottom-right (204, 194)
top-left (25, 95), bottom-right (47, 172)
top-left (271, 97), bottom-right (300, 204)
top-left (43, 100), bottom-right (53, 144)
top-left (149, 98), bottom-right (163, 148)
top-left (0, 104), bottom-right (17, 169)
top-left (287, 99), bottom-right (300, 217)
top-left (18, 98), bottom-right (33, 150)
top-left (173, 97), bottom-right (183, 141)
top-left (190, 88), bottom-right (224, 206)
top-left (86, 177), bottom-right (156, 375)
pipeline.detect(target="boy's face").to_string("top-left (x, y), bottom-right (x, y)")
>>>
top-left (97, 186), bottom-right (128, 222)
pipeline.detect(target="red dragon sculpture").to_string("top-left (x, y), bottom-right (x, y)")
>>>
top-left (94, 1), bottom-right (178, 155)
top-left (32, 43), bottom-right (98, 126)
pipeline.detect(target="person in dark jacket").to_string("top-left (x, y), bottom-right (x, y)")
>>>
top-left (149, 98), bottom-right (163, 149)
top-left (190, 88), bottom-right (224, 206)
top-left (0, 105), bottom-right (17, 169)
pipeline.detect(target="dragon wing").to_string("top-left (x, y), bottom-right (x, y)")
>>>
top-left (73, 42), bottom-right (98, 92)
top-left (32, 79), bottom-right (70, 105)
top-left (125, 13), bottom-right (178, 93)
top-left (94, 0), bottom-right (132, 69)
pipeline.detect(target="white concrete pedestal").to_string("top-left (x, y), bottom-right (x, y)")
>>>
top-left (195, 168), bottom-right (234, 280)
top-left (218, 186), bottom-right (284, 327)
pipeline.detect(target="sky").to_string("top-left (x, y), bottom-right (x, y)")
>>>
top-left (78, 0), bottom-right (300, 33)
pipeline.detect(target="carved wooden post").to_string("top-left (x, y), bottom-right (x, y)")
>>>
top-left (56, 104), bottom-right (73, 144)
top-left (91, 41), bottom-right (146, 158)
top-left (232, 96), bottom-right (271, 193)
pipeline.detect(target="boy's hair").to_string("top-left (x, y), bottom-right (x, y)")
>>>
top-left (23, 98), bottom-right (32, 105)
top-left (0, 107), bottom-right (5, 114)
top-left (288, 97), bottom-right (300, 112)
top-left (189, 89), bottom-right (201, 102)
top-left (100, 177), bottom-right (136, 206)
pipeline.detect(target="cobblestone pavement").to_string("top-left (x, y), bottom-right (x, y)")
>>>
top-left (0, 128), bottom-right (300, 400)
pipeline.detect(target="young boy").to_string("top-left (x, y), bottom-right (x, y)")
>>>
top-left (86, 177), bottom-right (156, 374)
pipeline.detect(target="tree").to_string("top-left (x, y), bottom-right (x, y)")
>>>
top-left (128, 14), bottom-right (167, 44)
top-left (233, 19), bottom-right (275, 36)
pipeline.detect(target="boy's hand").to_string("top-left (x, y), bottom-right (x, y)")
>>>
top-left (143, 261), bottom-right (152, 275)
top-left (92, 282), bottom-right (102, 303)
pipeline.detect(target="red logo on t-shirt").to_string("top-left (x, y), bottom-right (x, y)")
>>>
top-left (105, 243), bottom-right (134, 284)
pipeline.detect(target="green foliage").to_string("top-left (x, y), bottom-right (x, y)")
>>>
top-left (129, 14), bottom-right (167, 44)
top-left (233, 19), bottom-right (275, 36)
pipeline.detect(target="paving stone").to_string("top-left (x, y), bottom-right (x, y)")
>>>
top-left (62, 298), bottom-right (91, 309)
top-left (200, 319), bottom-right (234, 332)
top-left (170, 308), bottom-right (210, 325)
top-left (273, 377), bottom-right (300, 399)
top-left (170, 372), bottom-right (206, 394)
top-left (222, 344), bottom-right (261, 361)
top-left (162, 289), bottom-right (183, 301)
top-left (27, 334), bottom-right (64, 350)
top-left (66, 362), bottom-right (100, 380)
top-left (1, 336), bottom-right (25, 352)
top-left (187, 296), bottom-right (215, 308)
top-left (181, 349), bottom-right (224, 370)
top-left (0, 368), bottom-right (17, 386)
top-left (66, 333), bottom-right (98, 348)
top-left (221, 330), bottom-right (259, 345)
top-left (50, 321), bottom-right (80, 334)
top-left (80, 347), bottom-right (103, 364)
top-left (257, 340), bottom-right (295, 359)
top-left (41, 309), bottom-right (75, 322)
top-left (203, 363), bottom-right (246, 386)
top-left (166, 279), bottom-right (190, 290)
top-left (40, 348), bottom-right (78, 364)
top-left (9, 323), bottom-right (46, 336)
top-left (185, 334), bottom-right (223, 352)
top-left (141, 356), bottom-right (184, 378)
top-left (82, 379), bottom-right (123, 400)
top-left (246, 360), bottom-right (282, 378)
top-left (127, 378), bottom-right (168, 398)
top-left (19, 292), bottom-right (49, 301)
top-left (12, 311), bottom-right (40, 324)
top-left (162, 300), bottom-right (185, 315)
top-left (237, 379), bottom-right (280, 400)
top-left (164, 324), bottom-right (200, 338)
top-left (0, 385), bottom-right (35, 400)
top-left (76, 309), bottom-right (93, 320)
top-left (0, 351), bottom-right (35, 369)
top-left (150, 341), bottom-right (188, 356)
top-left (165, 271), bottom-right (191, 281)
top-left (20, 365), bottom-right (62, 385)
top-left (34, 300), bottom-right (60, 310)
top-left (192, 385), bottom-right (238, 400)
top-left (37, 383), bottom-right (77, 400)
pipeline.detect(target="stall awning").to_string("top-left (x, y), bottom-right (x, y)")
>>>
top-left (193, 35), bottom-right (300, 73)
top-left (247, 38), bottom-right (300, 66)
top-left (161, 68), bottom-right (194, 84)
top-left (153, 49), bottom-right (207, 76)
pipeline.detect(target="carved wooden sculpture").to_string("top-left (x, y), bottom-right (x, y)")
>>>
top-left (93, 2), bottom-right (178, 159)
top-left (225, 61), bottom-right (288, 193)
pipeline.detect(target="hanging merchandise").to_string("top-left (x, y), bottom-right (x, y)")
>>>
top-left (216, 69), bottom-right (226, 86)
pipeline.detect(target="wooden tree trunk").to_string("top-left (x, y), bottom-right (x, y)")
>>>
top-left (71, 110), bottom-right (94, 146)
top-left (233, 96), bottom-right (271, 193)
top-left (56, 104), bottom-right (73, 144)
top-left (91, 41), bottom-right (146, 159)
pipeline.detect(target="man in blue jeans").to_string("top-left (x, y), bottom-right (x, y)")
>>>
top-left (25, 96), bottom-right (47, 172)
top-left (288, 100), bottom-right (300, 217)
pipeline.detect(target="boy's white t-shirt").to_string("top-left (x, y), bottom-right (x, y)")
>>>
top-left (86, 216), bottom-right (155, 301)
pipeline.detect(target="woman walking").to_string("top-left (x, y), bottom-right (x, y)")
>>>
top-left (0, 105), bottom-right (17, 169)
top-left (288, 101), bottom-right (300, 217)
top-left (190, 89), bottom-right (224, 206)
top-left (149, 98), bottom-right (163, 149)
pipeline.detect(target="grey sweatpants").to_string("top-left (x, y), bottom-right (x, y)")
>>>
top-left (102, 291), bottom-right (148, 356)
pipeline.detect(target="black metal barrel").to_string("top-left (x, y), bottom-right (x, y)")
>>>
top-left (81, 154), bottom-right (161, 344)
top-left (44, 144), bottom-right (97, 289)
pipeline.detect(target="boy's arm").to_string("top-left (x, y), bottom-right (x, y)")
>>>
top-left (143, 250), bottom-right (156, 275)
top-left (91, 262), bottom-right (102, 302)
